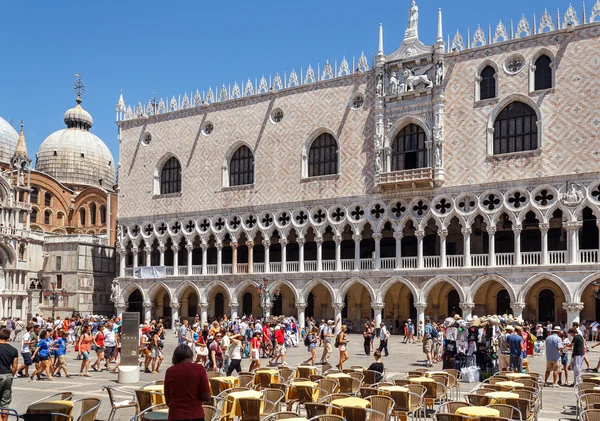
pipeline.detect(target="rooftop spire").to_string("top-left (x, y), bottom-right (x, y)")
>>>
top-left (378, 23), bottom-right (384, 55)
top-left (437, 8), bottom-right (443, 42)
top-left (73, 73), bottom-right (86, 104)
top-left (13, 120), bottom-right (29, 161)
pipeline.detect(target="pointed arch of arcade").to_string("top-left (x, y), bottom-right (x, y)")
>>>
top-left (574, 272), bottom-right (600, 302)
top-left (377, 276), bottom-right (420, 303)
top-left (517, 272), bottom-right (572, 303)
top-left (301, 278), bottom-right (337, 303)
top-left (121, 281), bottom-right (147, 304)
top-left (269, 279), bottom-right (301, 303)
top-left (234, 279), bottom-right (261, 303)
top-left (421, 275), bottom-right (466, 303)
top-left (468, 274), bottom-right (517, 303)
top-left (0, 243), bottom-right (15, 268)
top-left (203, 280), bottom-right (234, 303)
top-left (175, 280), bottom-right (202, 303)
top-left (337, 277), bottom-right (376, 304)
top-left (147, 281), bottom-right (174, 303)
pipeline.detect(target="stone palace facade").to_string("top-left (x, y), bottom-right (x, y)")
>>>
top-left (114, 1), bottom-right (600, 330)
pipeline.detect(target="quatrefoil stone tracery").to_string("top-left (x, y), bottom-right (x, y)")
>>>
top-left (483, 194), bottom-right (501, 211)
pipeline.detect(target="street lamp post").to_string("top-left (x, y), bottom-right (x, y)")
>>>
top-left (257, 278), bottom-right (281, 320)
top-left (42, 281), bottom-right (67, 320)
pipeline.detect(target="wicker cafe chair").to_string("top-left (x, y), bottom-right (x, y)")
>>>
top-left (305, 403), bottom-right (333, 419)
top-left (308, 415), bottom-right (346, 421)
top-left (434, 414), bottom-right (468, 421)
top-left (73, 398), bottom-right (101, 421)
top-left (365, 395), bottom-right (394, 421)
top-left (486, 404), bottom-right (523, 421)
top-left (30, 393), bottom-right (75, 405)
top-left (339, 377), bottom-right (361, 395)
top-left (240, 374), bottom-right (255, 388)
top-left (134, 390), bottom-right (156, 414)
top-left (582, 409), bottom-right (600, 421)
top-left (279, 367), bottom-right (294, 383)
top-left (317, 379), bottom-right (339, 396)
top-left (389, 389), bottom-right (424, 421)
top-left (261, 412), bottom-right (301, 421)
top-left (203, 405), bottom-right (217, 421)
top-left (103, 386), bottom-right (138, 421)
top-left (238, 397), bottom-right (264, 421)
top-left (437, 401), bottom-right (469, 414)
top-left (506, 398), bottom-right (535, 421)
top-left (465, 394), bottom-right (492, 406)
top-left (263, 389), bottom-right (285, 414)
top-left (342, 407), bottom-right (385, 421)
top-left (363, 370), bottom-right (382, 386)
top-left (359, 387), bottom-right (379, 399)
top-left (318, 393), bottom-right (351, 404)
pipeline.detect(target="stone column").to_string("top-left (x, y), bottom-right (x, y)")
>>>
top-left (415, 303), bottom-right (427, 328)
top-left (143, 302), bottom-right (152, 323)
top-left (27, 289), bottom-right (40, 321)
top-left (513, 225), bottom-right (522, 266)
top-left (171, 245), bottom-right (179, 275)
top-left (372, 302), bottom-right (385, 327)
top-left (247, 241), bottom-right (254, 274)
top-left (216, 242), bottom-right (223, 275)
top-left (263, 240), bottom-right (270, 273)
top-left (280, 239), bottom-right (287, 272)
top-left (373, 233), bottom-right (382, 270)
top-left (462, 228), bottom-right (472, 267)
top-left (170, 302), bottom-right (180, 324)
top-left (564, 302), bottom-right (584, 327)
top-left (416, 230), bottom-right (425, 269)
top-left (296, 302), bottom-right (307, 329)
top-left (438, 229), bottom-right (447, 268)
top-left (487, 227), bottom-right (496, 267)
top-left (158, 245), bottom-right (166, 267)
top-left (119, 249), bottom-right (126, 278)
top-left (231, 242), bottom-right (238, 274)
top-left (186, 244), bottom-right (193, 275)
top-left (564, 222), bottom-right (581, 264)
top-left (459, 302), bottom-right (475, 320)
top-left (201, 244), bottom-right (208, 275)
top-left (510, 302), bottom-right (525, 321)
top-left (539, 223), bottom-right (549, 265)
top-left (298, 238), bottom-right (305, 272)
top-left (394, 232), bottom-right (403, 269)
top-left (334, 235), bottom-right (342, 271)
top-left (316, 237), bottom-right (323, 272)
top-left (132, 247), bottom-right (139, 271)
top-left (200, 302), bottom-right (209, 325)
top-left (145, 247), bottom-right (152, 267)
top-left (332, 302), bottom-right (345, 324)
top-left (229, 302), bottom-right (239, 320)
top-left (352, 235), bottom-right (362, 271)
top-left (432, 304), bottom-right (440, 322)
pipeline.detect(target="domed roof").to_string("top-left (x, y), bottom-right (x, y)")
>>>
top-left (0, 117), bottom-right (18, 165)
top-left (36, 97), bottom-right (115, 189)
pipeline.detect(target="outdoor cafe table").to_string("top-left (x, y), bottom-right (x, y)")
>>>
top-left (326, 373), bottom-right (351, 379)
top-left (144, 408), bottom-right (169, 421)
top-left (423, 371), bottom-right (448, 377)
top-left (495, 381), bottom-right (525, 390)
top-left (143, 385), bottom-right (166, 404)
top-left (378, 386), bottom-right (409, 396)
top-left (224, 391), bottom-right (263, 420)
top-left (505, 373), bottom-right (533, 379)
top-left (330, 397), bottom-right (371, 415)
top-left (287, 380), bottom-right (319, 401)
top-left (213, 376), bottom-right (240, 389)
top-left (295, 365), bottom-right (318, 377)
top-left (455, 406), bottom-right (500, 419)
top-left (484, 391), bottom-right (519, 404)
top-left (27, 401), bottom-right (74, 416)
top-left (254, 368), bottom-right (280, 385)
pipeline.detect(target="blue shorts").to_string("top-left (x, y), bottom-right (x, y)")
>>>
top-left (21, 353), bottom-right (32, 366)
top-left (81, 352), bottom-right (90, 360)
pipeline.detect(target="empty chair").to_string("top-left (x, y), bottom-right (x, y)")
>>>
top-left (298, 366), bottom-right (315, 378)
top-left (582, 409), bottom-right (600, 421)
top-left (342, 407), bottom-right (384, 421)
top-left (103, 386), bottom-right (137, 421)
top-left (389, 389), bottom-right (424, 421)
top-left (349, 372), bottom-right (365, 383)
top-left (394, 379), bottom-right (411, 387)
top-left (465, 394), bottom-right (492, 406)
top-left (434, 414), bottom-right (468, 421)
top-left (308, 415), bottom-right (346, 421)
top-left (305, 403), bottom-right (331, 419)
top-left (487, 404), bottom-right (523, 421)
top-left (238, 397), bottom-right (264, 421)
top-left (505, 398), bottom-right (535, 421)
top-left (261, 411), bottom-right (302, 421)
top-left (320, 363), bottom-right (333, 374)
top-left (259, 372), bottom-right (280, 389)
top-left (373, 382), bottom-right (394, 388)
top-left (473, 388), bottom-right (497, 396)
top-left (310, 375), bottom-right (325, 382)
top-left (73, 398), bottom-right (101, 421)
top-left (30, 392), bottom-right (75, 405)
top-left (263, 389), bottom-right (285, 414)
top-left (317, 379), bottom-right (339, 396)
top-left (239, 374), bottom-right (255, 388)
top-left (579, 383), bottom-right (599, 396)
top-left (339, 377), bottom-right (361, 395)
top-left (359, 387), bottom-right (379, 399)
top-left (365, 395), bottom-right (394, 421)
top-left (203, 405), bottom-right (217, 421)
top-left (437, 401), bottom-right (470, 414)
top-left (279, 367), bottom-right (294, 383)
top-left (135, 390), bottom-right (156, 414)
top-left (581, 394), bottom-right (600, 412)
top-left (319, 394), bottom-right (351, 404)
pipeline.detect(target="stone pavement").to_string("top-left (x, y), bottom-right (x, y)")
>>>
top-left (7, 332), bottom-right (582, 420)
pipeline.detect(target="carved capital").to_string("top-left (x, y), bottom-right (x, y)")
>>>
top-left (157, 245), bottom-right (166, 253)
top-left (414, 302), bottom-right (428, 311)
top-left (538, 223), bottom-right (549, 232)
top-left (132, 247), bottom-right (139, 253)
top-left (263, 240), bottom-right (271, 248)
top-left (245, 241), bottom-right (254, 248)
top-left (393, 232), bottom-right (404, 240)
top-left (200, 243), bottom-right (209, 251)
top-left (372, 233), bottom-right (383, 241)
top-left (461, 228), bottom-right (472, 236)
top-left (563, 302), bottom-right (584, 313)
top-left (352, 234), bottom-right (362, 243)
top-left (229, 302), bottom-right (239, 309)
top-left (143, 302), bottom-right (152, 309)
top-left (199, 302), bottom-right (209, 309)
top-left (512, 225), bottom-right (523, 234)
top-left (118, 248), bottom-right (127, 257)
top-left (185, 244), bottom-right (194, 252)
top-left (437, 229), bottom-right (448, 238)
top-left (415, 230), bottom-right (425, 239)
top-left (331, 302), bottom-right (345, 311)
top-left (371, 302), bottom-right (385, 311)
top-left (171, 245), bottom-right (179, 253)
top-left (315, 237), bottom-right (324, 245)
top-left (333, 235), bottom-right (343, 244)
top-left (297, 238), bottom-right (306, 246)
top-left (510, 302), bottom-right (526, 311)
top-left (459, 302), bottom-right (475, 311)
top-left (144, 247), bottom-right (152, 254)
top-left (295, 302), bottom-right (307, 310)
top-left (231, 242), bottom-right (238, 250)
top-left (486, 226), bottom-right (497, 234)
top-left (279, 239), bottom-right (288, 247)
top-left (170, 302), bottom-right (180, 309)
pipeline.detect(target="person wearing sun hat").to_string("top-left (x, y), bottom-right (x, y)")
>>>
top-left (544, 326), bottom-right (564, 387)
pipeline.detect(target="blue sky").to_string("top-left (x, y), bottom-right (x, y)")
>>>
top-left (0, 0), bottom-right (584, 164)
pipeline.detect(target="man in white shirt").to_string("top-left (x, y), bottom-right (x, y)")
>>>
top-left (103, 321), bottom-right (117, 371)
top-left (378, 323), bottom-right (389, 357)
top-left (16, 325), bottom-right (34, 377)
top-left (591, 321), bottom-right (599, 342)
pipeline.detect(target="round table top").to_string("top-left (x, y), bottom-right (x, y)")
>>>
top-left (214, 376), bottom-right (239, 383)
top-left (485, 391), bottom-right (520, 400)
top-left (296, 365), bottom-right (316, 370)
top-left (144, 409), bottom-right (169, 421)
top-left (28, 401), bottom-right (74, 413)
top-left (326, 373), bottom-right (351, 379)
top-left (505, 373), bottom-right (532, 378)
top-left (496, 381), bottom-right (525, 388)
top-left (143, 385), bottom-right (165, 392)
top-left (378, 386), bottom-right (409, 392)
top-left (228, 390), bottom-right (263, 399)
top-left (331, 397), bottom-right (371, 408)
top-left (291, 381), bottom-right (318, 387)
top-left (255, 368), bottom-right (279, 374)
top-left (591, 377), bottom-right (600, 382)
top-left (455, 407), bottom-right (501, 417)
top-left (410, 377), bottom-right (435, 383)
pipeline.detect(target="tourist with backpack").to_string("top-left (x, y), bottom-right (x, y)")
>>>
top-left (423, 317), bottom-right (437, 367)
top-left (302, 327), bottom-right (319, 365)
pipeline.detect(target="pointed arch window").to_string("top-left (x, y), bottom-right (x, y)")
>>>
top-left (534, 55), bottom-right (552, 91)
top-left (391, 124), bottom-right (428, 171)
top-left (99, 205), bottom-right (106, 224)
top-left (229, 146), bottom-right (254, 186)
top-left (493, 101), bottom-right (538, 155)
top-left (79, 208), bottom-right (86, 226)
top-left (90, 203), bottom-right (97, 225)
top-left (160, 157), bottom-right (182, 194)
top-left (30, 187), bottom-right (38, 204)
top-left (44, 192), bottom-right (52, 207)
top-left (480, 66), bottom-right (496, 100)
top-left (44, 210), bottom-right (51, 225)
top-left (31, 208), bottom-right (38, 223)
top-left (308, 133), bottom-right (338, 177)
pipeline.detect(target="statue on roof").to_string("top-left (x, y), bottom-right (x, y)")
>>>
top-left (405, 0), bottom-right (419, 40)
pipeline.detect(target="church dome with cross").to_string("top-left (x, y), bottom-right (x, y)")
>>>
top-left (0, 117), bottom-right (19, 165)
top-left (35, 77), bottom-right (115, 189)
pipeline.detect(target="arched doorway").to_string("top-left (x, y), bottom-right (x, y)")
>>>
top-left (306, 292), bottom-right (315, 319)
top-left (215, 293), bottom-right (225, 319)
top-left (127, 289), bottom-right (143, 320)
top-left (304, 284), bottom-right (333, 321)
top-left (538, 289), bottom-right (556, 322)
top-left (242, 292), bottom-right (253, 317)
top-left (496, 290), bottom-right (512, 315)
top-left (187, 293), bottom-right (198, 317)
top-left (447, 290), bottom-right (461, 317)
top-left (272, 294), bottom-right (283, 316)
top-left (383, 281), bottom-right (417, 329)
top-left (342, 294), bottom-right (349, 319)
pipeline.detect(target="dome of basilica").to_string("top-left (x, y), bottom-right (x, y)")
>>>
top-left (0, 117), bottom-right (19, 165)
top-left (36, 97), bottom-right (115, 189)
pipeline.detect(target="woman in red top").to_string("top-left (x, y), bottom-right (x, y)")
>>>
top-left (77, 325), bottom-right (93, 376)
top-left (165, 344), bottom-right (210, 421)
top-left (249, 332), bottom-right (261, 372)
top-left (91, 326), bottom-right (105, 372)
